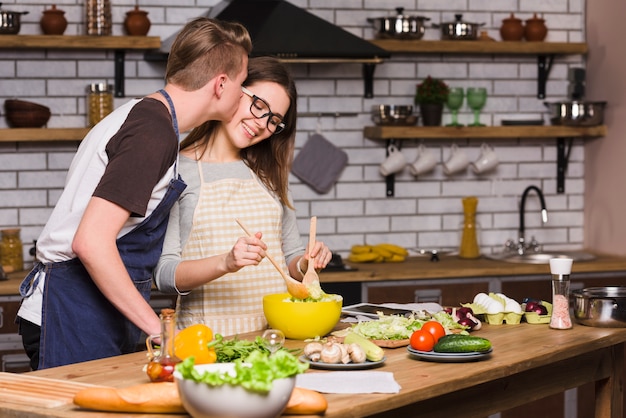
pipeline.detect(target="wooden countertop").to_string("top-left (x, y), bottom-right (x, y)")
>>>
top-left (2, 323), bottom-right (625, 417)
top-left (2, 254), bottom-right (626, 296)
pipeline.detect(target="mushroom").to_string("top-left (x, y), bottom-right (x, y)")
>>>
top-left (303, 342), bottom-right (324, 362)
top-left (320, 342), bottom-right (343, 364)
top-left (347, 343), bottom-right (366, 363)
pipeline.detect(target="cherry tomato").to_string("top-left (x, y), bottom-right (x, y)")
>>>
top-left (421, 321), bottom-right (446, 343)
top-left (410, 329), bottom-right (436, 352)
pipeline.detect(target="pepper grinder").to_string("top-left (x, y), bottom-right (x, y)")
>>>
top-left (549, 258), bottom-right (573, 330)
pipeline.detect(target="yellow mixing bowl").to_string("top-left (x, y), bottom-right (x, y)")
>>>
top-left (262, 293), bottom-right (343, 340)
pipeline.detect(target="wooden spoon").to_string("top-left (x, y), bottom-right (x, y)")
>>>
top-left (302, 216), bottom-right (319, 287)
top-left (235, 219), bottom-right (310, 300)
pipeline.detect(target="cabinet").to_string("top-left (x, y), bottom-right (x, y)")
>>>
top-left (0, 35), bottom-right (160, 143)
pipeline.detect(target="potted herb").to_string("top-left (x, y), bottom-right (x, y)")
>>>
top-left (414, 76), bottom-right (449, 126)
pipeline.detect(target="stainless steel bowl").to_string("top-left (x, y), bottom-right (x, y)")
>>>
top-left (573, 286), bottom-right (626, 327)
top-left (371, 105), bottom-right (418, 126)
top-left (544, 101), bottom-right (606, 126)
top-left (368, 8), bottom-right (430, 40)
top-left (432, 14), bottom-right (484, 40)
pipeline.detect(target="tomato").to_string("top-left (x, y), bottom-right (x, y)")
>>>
top-left (421, 321), bottom-right (446, 343)
top-left (174, 324), bottom-right (217, 364)
top-left (410, 329), bottom-right (436, 352)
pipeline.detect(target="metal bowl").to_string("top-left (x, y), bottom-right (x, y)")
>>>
top-left (371, 105), bottom-right (418, 126)
top-left (544, 101), bottom-right (606, 126)
top-left (368, 7), bottom-right (430, 40)
top-left (573, 286), bottom-right (626, 327)
top-left (432, 14), bottom-right (485, 40)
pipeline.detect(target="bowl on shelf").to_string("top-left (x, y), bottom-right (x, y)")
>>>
top-left (263, 293), bottom-right (343, 340)
top-left (4, 99), bottom-right (51, 128)
top-left (371, 105), bottom-right (418, 126)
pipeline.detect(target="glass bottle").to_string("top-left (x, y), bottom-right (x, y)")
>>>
top-left (86, 0), bottom-right (112, 36)
top-left (0, 228), bottom-right (24, 272)
top-left (146, 308), bottom-right (181, 382)
top-left (459, 196), bottom-right (481, 259)
top-left (87, 83), bottom-right (113, 127)
top-left (549, 258), bottom-right (573, 330)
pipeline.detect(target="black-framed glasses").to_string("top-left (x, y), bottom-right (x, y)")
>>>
top-left (241, 86), bottom-right (286, 134)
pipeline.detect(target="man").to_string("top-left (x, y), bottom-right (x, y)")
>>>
top-left (17, 17), bottom-right (252, 370)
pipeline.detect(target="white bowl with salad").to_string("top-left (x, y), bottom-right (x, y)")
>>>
top-left (174, 351), bottom-right (307, 418)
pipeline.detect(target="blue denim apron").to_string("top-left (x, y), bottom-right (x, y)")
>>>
top-left (20, 90), bottom-right (186, 369)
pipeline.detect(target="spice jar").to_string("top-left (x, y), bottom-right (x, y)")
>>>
top-left (459, 196), bottom-right (481, 259)
top-left (1, 228), bottom-right (24, 272)
top-left (40, 4), bottom-right (68, 35)
top-left (549, 258), bottom-right (573, 330)
top-left (145, 308), bottom-right (181, 382)
top-left (87, 83), bottom-right (113, 127)
top-left (86, 0), bottom-right (112, 36)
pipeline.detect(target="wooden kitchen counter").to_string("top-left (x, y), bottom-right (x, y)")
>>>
top-left (2, 254), bottom-right (626, 296)
top-left (2, 323), bottom-right (625, 417)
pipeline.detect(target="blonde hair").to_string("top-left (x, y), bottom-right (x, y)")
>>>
top-left (166, 17), bottom-right (252, 90)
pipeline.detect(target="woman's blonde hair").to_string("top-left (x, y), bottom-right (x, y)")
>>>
top-left (166, 17), bottom-right (252, 90)
top-left (181, 56), bottom-right (298, 208)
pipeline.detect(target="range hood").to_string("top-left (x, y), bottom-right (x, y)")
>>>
top-left (145, 0), bottom-right (389, 97)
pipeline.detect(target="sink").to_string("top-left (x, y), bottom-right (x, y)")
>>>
top-left (485, 250), bottom-right (596, 264)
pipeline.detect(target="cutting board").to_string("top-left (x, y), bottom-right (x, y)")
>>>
top-left (0, 372), bottom-right (96, 408)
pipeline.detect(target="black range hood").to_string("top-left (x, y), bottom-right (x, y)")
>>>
top-left (145, 0), bottom-right (389, 97)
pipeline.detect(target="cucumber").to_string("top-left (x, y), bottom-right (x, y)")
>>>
top-left (433, 334), bottom-right (492, 353)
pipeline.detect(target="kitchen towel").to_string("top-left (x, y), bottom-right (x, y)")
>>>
top-left (296, 371), bottom-right (401, 394)
top-left (291, 134), bottom-right (348, 194)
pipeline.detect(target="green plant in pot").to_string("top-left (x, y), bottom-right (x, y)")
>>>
top-left (415, 76), bottom-right (450, 126)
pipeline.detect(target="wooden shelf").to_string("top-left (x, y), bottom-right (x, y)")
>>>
top-left (363, 125), bottom-right (607, 140)
top-left (0, 35), bottom-right (161, 50)
top-left (0, 128), bottom-right (89, 142)
top-left (368, 39), bottom-right (588, 55)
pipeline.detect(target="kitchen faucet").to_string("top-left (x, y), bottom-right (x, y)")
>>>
top-left (505, 185), bottom-right (548, 255)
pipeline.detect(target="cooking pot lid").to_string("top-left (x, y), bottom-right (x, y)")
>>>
top-left (440, 13), bottom-right (482, 26)
top-left (371, 7), bottom-right (430, 20)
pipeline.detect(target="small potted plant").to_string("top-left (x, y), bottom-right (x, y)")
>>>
top-left (414, 76), bottom-right (450, 126)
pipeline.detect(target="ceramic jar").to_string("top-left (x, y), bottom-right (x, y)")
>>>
top-left (124, 6), bottom-right (151, 36)
top-left (40, 4), bottom-right (68, 35)
top-left (500, 13), bottom-right (524, 41)
top-left (524, 13), bottom-right (548, 42)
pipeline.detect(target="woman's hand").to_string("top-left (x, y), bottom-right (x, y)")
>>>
top-left (225, 232), bottom-right (267, 273)
top-left (300, 240), bottom-right (332, 273)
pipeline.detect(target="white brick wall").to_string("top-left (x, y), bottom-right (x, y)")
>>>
top-left (0, 1), bottom-right (588, 268)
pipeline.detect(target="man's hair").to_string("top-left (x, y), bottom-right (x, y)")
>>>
top-left (165, 17), bottom-right (252, 90)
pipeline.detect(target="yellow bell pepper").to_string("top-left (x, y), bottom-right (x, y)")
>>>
top-left (174, 324), bottom-right (217, 364)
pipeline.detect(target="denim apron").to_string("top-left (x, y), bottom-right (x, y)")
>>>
top-left (20, 90), bottom-right (186, 369)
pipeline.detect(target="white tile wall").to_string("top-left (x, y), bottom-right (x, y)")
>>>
top-left (0, 1), bottom-right (588, 268)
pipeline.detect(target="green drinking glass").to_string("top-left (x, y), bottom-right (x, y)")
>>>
top-left (445, 87), bottom-right (464, 127)
top-left (467, 87), bottom-right (487, 127)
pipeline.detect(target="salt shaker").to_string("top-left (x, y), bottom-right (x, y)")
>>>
top-left (549, 258), bottom-right (573, 330)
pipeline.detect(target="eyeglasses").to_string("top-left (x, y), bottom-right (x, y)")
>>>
top-left (241, 86), bottom-right (286, 134)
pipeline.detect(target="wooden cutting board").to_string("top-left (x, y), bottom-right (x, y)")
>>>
top-left (0, 372), bottom-right (96, 408)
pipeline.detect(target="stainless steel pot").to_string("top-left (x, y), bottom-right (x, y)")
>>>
top-left (573, 287), bottom-right (626, 328)
top-left (433, 14), bottom-right (484, 40)
top-left (368, 7), bottom-right (430, 40)
top-left (0, 3), bottom-right (29, 35)
top-left (544, 101), bottom-right (606, 126)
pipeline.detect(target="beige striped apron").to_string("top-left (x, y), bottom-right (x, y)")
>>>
top-left (176, 160), bottom-right (287, 336)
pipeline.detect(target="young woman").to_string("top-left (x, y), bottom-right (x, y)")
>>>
top-left (155, 57), bottom-right (332, 336)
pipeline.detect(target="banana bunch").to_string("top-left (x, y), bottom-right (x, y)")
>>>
top-left (348, 243), bottom-right (408, 263)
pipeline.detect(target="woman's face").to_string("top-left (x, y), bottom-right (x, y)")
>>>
top-left (224, 81), bottom-right (290, 149)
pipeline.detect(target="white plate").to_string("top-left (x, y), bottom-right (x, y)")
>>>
top-left (299, 355), bottom-right (386, 370)
top-left (407, 346), bottom-right (493, 362)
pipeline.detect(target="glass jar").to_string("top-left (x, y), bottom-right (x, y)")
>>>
top-left (146, 308), bottom-right (181, 382)
top-left (549, 258), bottom-right (573, 330)
top-left (0, 228), bottom-right (24, 272)
top-left (459, 196), bottom-right (481, 259)
top-left (86, 0), bottom-right (112, 36)
top-left (87, 83), bottom-right (113, 127)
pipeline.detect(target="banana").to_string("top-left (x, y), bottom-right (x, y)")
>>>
top-left (347, 252), bottom-right (380, 263)
top-left (386, 254), bottom-right (406, 262)
top-left (376, 243), bottom-right (409, 257)
top-left (350, 245), bottom-right (373, 254)
top-left (371, 245), bottom-right (393, 259)
top-left (343, 330), bottom-right (385, 362)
